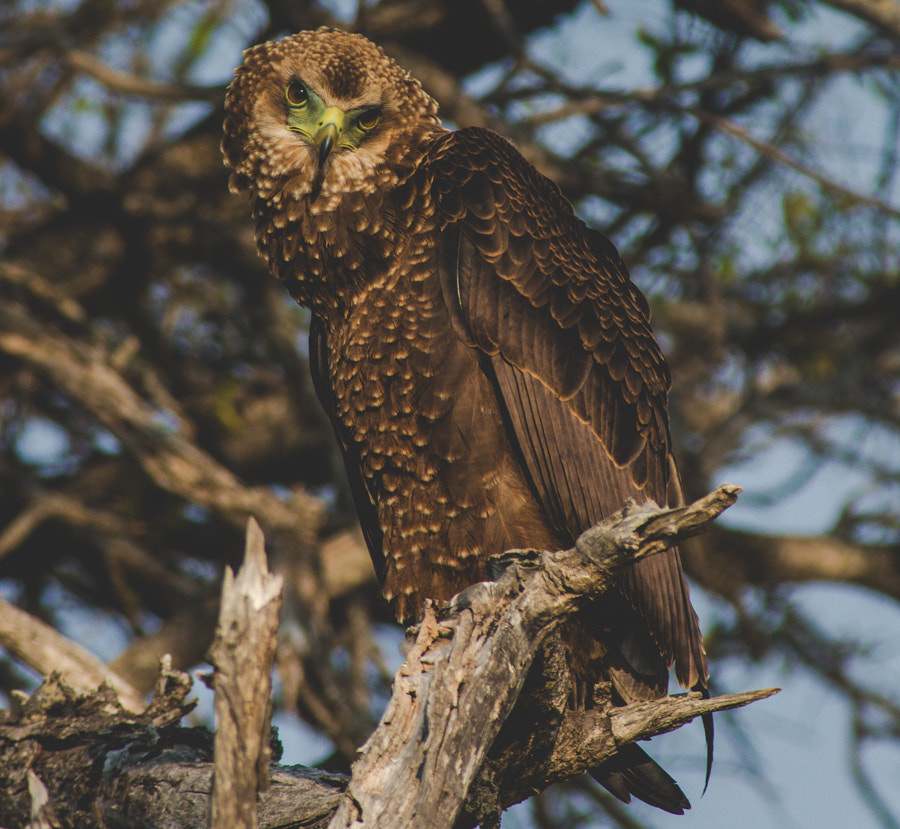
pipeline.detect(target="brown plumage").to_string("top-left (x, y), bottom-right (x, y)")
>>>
top-left (223, 27), bottom-right (708, 813)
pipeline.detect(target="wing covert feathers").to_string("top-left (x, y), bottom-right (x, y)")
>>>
top-left (429, 127), bottom-right (707, 692)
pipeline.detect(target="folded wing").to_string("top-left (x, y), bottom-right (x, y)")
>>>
top-left (427, 127), bottom-right (707, 695)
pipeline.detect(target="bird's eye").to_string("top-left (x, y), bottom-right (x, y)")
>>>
top-left (358, 108), bottom-right (381, 132)
top-left (286, 81), bottom-right (308, 107)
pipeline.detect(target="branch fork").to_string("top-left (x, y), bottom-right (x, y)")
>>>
top-left (328, 484), bottom-right (777, 829)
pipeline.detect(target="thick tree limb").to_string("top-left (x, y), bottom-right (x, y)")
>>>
top-left (0, 595), bottom-right (145, 714)
top-left (685, 527), bottom-right (900, 601)
top-left (0, 675), bottom-right (774, 829)
top-left (0, 488), bottom-right (777, 828)
top-left (328, 485), bottom-right (775, 829)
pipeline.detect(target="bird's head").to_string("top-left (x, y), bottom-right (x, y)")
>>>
top-left (223, 28), bottom-right (442, 206)
top-left (283, 78), bottom-right (381, 171)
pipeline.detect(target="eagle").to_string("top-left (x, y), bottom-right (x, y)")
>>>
top-left (223, 27), bottom-right (708, 814)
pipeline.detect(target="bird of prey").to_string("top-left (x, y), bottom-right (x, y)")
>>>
top-left (223, 27), bottom-right (708, 813)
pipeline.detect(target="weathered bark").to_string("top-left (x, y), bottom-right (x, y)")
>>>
top-left (209, 518), bottom-right (284, 829)
top-left (327, 484), bottom-right (776, 829)
top-left (0, 594), bottom-right (145, 714)
top-left (0, 667), bottom-right (345, 829)
top-left (0, 488), bottom-right (778, 829)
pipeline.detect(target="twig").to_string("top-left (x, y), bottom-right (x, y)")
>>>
top-left (0, 490), bottom-right (128, 562)
top-left (64, 49), bottom-right (219, 102)
top-left (687, 108), bottom-right (900, 220)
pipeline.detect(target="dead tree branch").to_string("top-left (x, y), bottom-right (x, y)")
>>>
top-left (0, 595), bottom-right (145, 714)
top-left (209, 518), bottom-right (284, 829)
top-left (328, 484), bottom-right (776, 828)
top-left (0, 487), bottom-right (777, 828)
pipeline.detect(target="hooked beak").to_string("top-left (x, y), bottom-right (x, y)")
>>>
top-left (315, 107), bottom-right (344, 168)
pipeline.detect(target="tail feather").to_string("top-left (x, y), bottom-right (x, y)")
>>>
top-left (698, 682), bottom-right (714, 796)
top-left (590, 743), bottom-right (691, 815)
